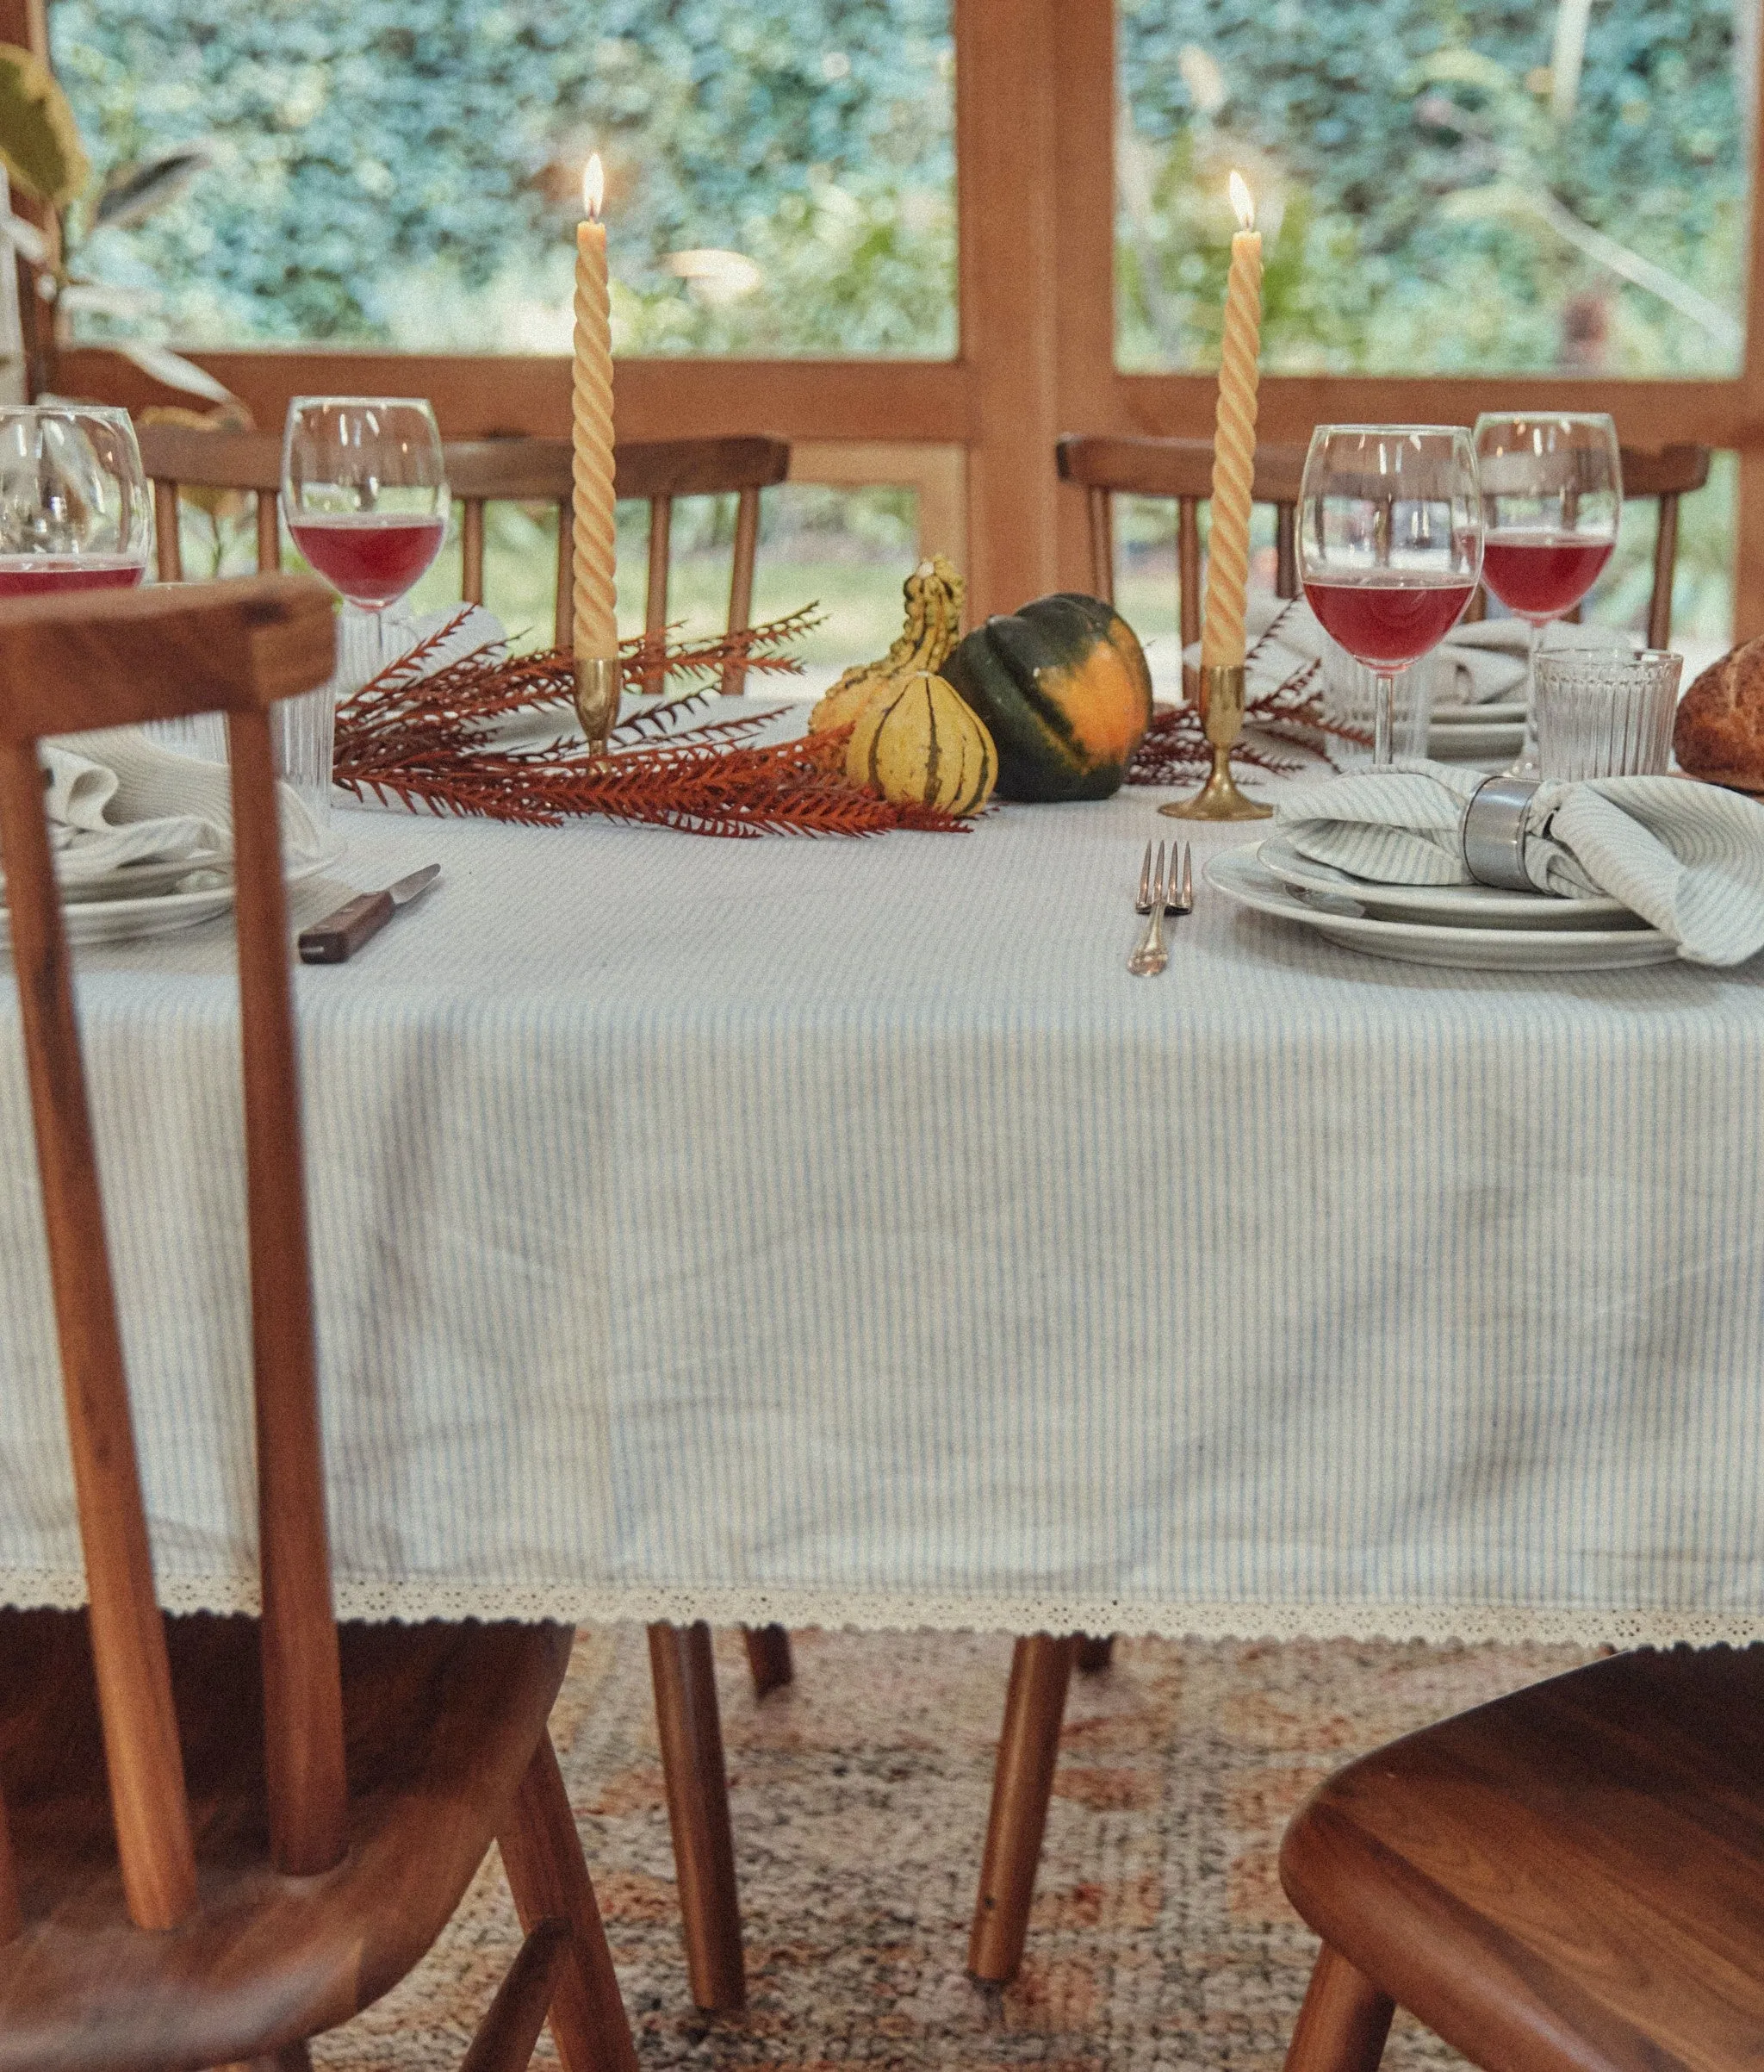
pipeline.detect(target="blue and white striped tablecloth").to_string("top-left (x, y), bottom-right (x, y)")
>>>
top-left (3, 761), bottom-right (1761, 1644)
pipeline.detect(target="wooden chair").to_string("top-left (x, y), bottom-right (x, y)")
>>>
top-left (136, 424), bottom-right (792, 691)
top-left (1057, 433), bottom-right (1710, 660)
top-left (139, 421), bottom-right (794, 2012)
top-left (1277, 1645), bottom-right (1764, 2072)
top-left (0, 575), bottom-right (635, 2072)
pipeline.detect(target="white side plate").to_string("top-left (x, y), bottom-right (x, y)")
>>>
top-left (1206, 848), bottom-right (1678, 971)
top-left (1, 848), bottom-right (343, 948)
top-left (1257, 833), bottom-right (1635, 930)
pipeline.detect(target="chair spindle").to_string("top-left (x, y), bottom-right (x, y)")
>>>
top-left (462, 499), bottom-right (487, 607)
top-left (721, 486), bottom-right (761, 694)
top-left (645, 496), bottom-right (673, 645)
top-left (1086, 488), bottom-right (1114, 607)
top-left (154, 480), bottom-right (183, 584)
top-left (1649, 493), bottom-right (1680, 654)
top-left (226, 707), bottom-right (347, 1876)
top-left (254, 493), bottom-right (279, 577)
top-left (0, 736), bottom-right (198, 1932)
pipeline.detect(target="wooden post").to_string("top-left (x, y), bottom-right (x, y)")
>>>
top-left (957, 0), bottom-right (1060, 619)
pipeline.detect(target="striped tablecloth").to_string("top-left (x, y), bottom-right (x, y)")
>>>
top-left (3, 751), bottom-right (1761, 1645)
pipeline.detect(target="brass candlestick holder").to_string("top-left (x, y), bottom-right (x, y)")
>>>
top-left (1162, 661), bottom-right (1272, 821)
top-left (573, 654), bottom-right (620, 756)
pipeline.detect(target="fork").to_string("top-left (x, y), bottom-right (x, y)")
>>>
top-left (1127, 840), bottom-right (1169, 976)
top-left (1165, 842), bottom-right (1194, 925)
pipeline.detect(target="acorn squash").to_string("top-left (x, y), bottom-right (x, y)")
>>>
top-left (847, 669), bottom-right (996, 818)
top-left (809, 555), bottom-right (965, 734)
top-left (942, 594), bottom-right (1152, 802)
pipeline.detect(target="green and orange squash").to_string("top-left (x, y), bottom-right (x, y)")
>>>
top-left (942, 593), bottom-right (1151, 802)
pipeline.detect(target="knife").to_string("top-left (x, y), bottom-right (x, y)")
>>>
top-left (298, 864), bottom-right (441, 964)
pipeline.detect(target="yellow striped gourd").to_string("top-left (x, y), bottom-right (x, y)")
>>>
top-left (845, 669), bottom-right (997, 818)
top-left (808, 555), bottom-right (966, 735)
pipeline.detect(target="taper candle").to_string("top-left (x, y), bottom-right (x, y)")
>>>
top-left (1199, 171), bottom-right (1264, 671)
top-left (572, 153), bottom-right (618, 663)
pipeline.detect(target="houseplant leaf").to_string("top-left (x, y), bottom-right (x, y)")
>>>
top-left (0, 43), bottom-right (89, 209)
top-left (114, 339), bottom-right (236, 404)
top-left (0, 207), bottom-right (47, 264)
top-left (94, 146), bottom-right (209, 229)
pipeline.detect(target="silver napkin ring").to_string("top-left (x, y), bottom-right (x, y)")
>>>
top-left (1462, 775), bottom-right (1540, 891)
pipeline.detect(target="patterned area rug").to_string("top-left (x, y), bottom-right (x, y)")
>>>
top-left (314, 1627), bottom-right (1596, 2070)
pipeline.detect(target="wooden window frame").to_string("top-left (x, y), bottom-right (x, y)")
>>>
top-left (18, 0), bottom-right (1764, 632)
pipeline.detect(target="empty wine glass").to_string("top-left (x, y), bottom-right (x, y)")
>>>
top-left (0, 403), bottom-right (152, 596)
top-left (1474, 413), bottom-right (1621, 777)
top-left (1300, 426), bottom-right (1482, 767)
top-left (282, 396), bottom-right (449, 680)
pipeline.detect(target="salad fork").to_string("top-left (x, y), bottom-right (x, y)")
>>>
top-left (1165, 842), bottom-right (1194, 923)
top-left (1127, 840), bottom-right (1169, 976)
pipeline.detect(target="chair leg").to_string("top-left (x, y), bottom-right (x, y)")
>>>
top-left (743, 1623), bottom-right (793, 1697)
top-left (497, 1730), bottom-right (639, 2072)
top-left (967, 1633), bottom-right (1078, 1985)
top-left (1074, 1633), bottom-right (1115, 1673)
top-left (462, 1919), bottom-right (571, 2072)
top-left (648, 1621), bottom-right (747, 2011)
top-left (1283, 1945), bottom-right (1395, 2072)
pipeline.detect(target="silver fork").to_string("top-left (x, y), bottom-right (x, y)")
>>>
top-left (1127, 840), bottom-right (1169, 976)
top-left (1165, 842), bottom-right (1194, 925)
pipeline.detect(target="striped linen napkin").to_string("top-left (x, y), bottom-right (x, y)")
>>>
top-left (24, 726), bottom-right (323, 887)
top-left (1275, 761), bottom-right (1764, 967)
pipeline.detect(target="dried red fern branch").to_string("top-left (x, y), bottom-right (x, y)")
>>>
top-left (331, 608), bottom-right (967, 838)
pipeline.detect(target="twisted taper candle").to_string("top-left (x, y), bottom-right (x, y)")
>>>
top-left (572, 196), bottom-right (618, 664)
top-left (1199, 222), bottom-right (1263, 671)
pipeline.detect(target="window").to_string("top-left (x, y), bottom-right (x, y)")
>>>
top-left (1116, 0), bottom-right (1747, 378)
top-left (52, 0), bottom-right (956, 358)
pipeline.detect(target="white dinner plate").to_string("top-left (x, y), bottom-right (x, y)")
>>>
top-left (1206, 848), bottom-right (1677, 970)
top-left (0, 846), bottom-right (343, 948)
top-left (1432, 700), bottom-right (1527, 726)
top-left (53, 852), bottom-right (233, 904)
top-left (1257, 833), bottom-right (1635, 930)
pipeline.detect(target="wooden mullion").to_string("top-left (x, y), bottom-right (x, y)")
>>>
top-left (1120, 371), bottom-right (1752, 451)
top-left (1051, 0), bottom-right (1118, 591)
top-left (957, 0), bottom-right (1060, 618)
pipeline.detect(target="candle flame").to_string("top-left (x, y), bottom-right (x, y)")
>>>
top-left (582, 153), bottom-right (605, 221)
top-left (1228, 169), bottom-right (1255, 232)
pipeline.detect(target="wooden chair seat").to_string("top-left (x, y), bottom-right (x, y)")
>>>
top-left (1278, 1646), bottom-right (1764, 2072)
top-left (0, 1609), bottom-right (572, 2072)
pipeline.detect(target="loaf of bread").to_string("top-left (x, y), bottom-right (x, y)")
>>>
top-left (1674, 637), bottom-right (1764, 791)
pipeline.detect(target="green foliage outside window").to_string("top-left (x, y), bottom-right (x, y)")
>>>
top-left (49, 0), bottom-right (956, 356)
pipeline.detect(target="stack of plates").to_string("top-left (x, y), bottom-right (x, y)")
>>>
top-left (1428, 699), bottom-right (1526, 765)
top-left (1205, 833), bottom-right (1675, 970)
top-left (1, 848), bottom-right (338, 948)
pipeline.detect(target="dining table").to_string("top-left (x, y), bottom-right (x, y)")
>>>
top-left (3, 712), bottom-right (1761, 1654)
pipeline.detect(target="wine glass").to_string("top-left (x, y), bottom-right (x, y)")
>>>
top-left (0, 404), bottom-right (152, 595)
top-left (1299, 426), bottom-right (1482, 767)
top-left (281, 396), bottom-right (449, 680)
top-left (1473, 413), bottom-right (1621, 777)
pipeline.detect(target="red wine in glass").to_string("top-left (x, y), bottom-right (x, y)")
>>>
top-left (0, 555), bottom-right (146, 597)
top-left (288, 514), bottom-right (446, 607)
top-left (1479, 534), bottom-right (1614, 625)
top-left (1303, 575), bottom-right (1476, 669)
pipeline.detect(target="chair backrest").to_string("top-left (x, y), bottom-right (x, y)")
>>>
top-left (135, 426), bottom-right (793, 694)
top-left (0, 575), bottom-right (342, 1935)
top-left (1058, 432), bottom-right (1711, 659)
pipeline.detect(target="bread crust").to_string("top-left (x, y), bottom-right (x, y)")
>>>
top-left (1674, 638), bottom-right (1764, 792)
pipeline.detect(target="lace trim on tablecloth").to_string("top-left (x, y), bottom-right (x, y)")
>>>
top-left (3, 1565), bottom-right (1761, 1647)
